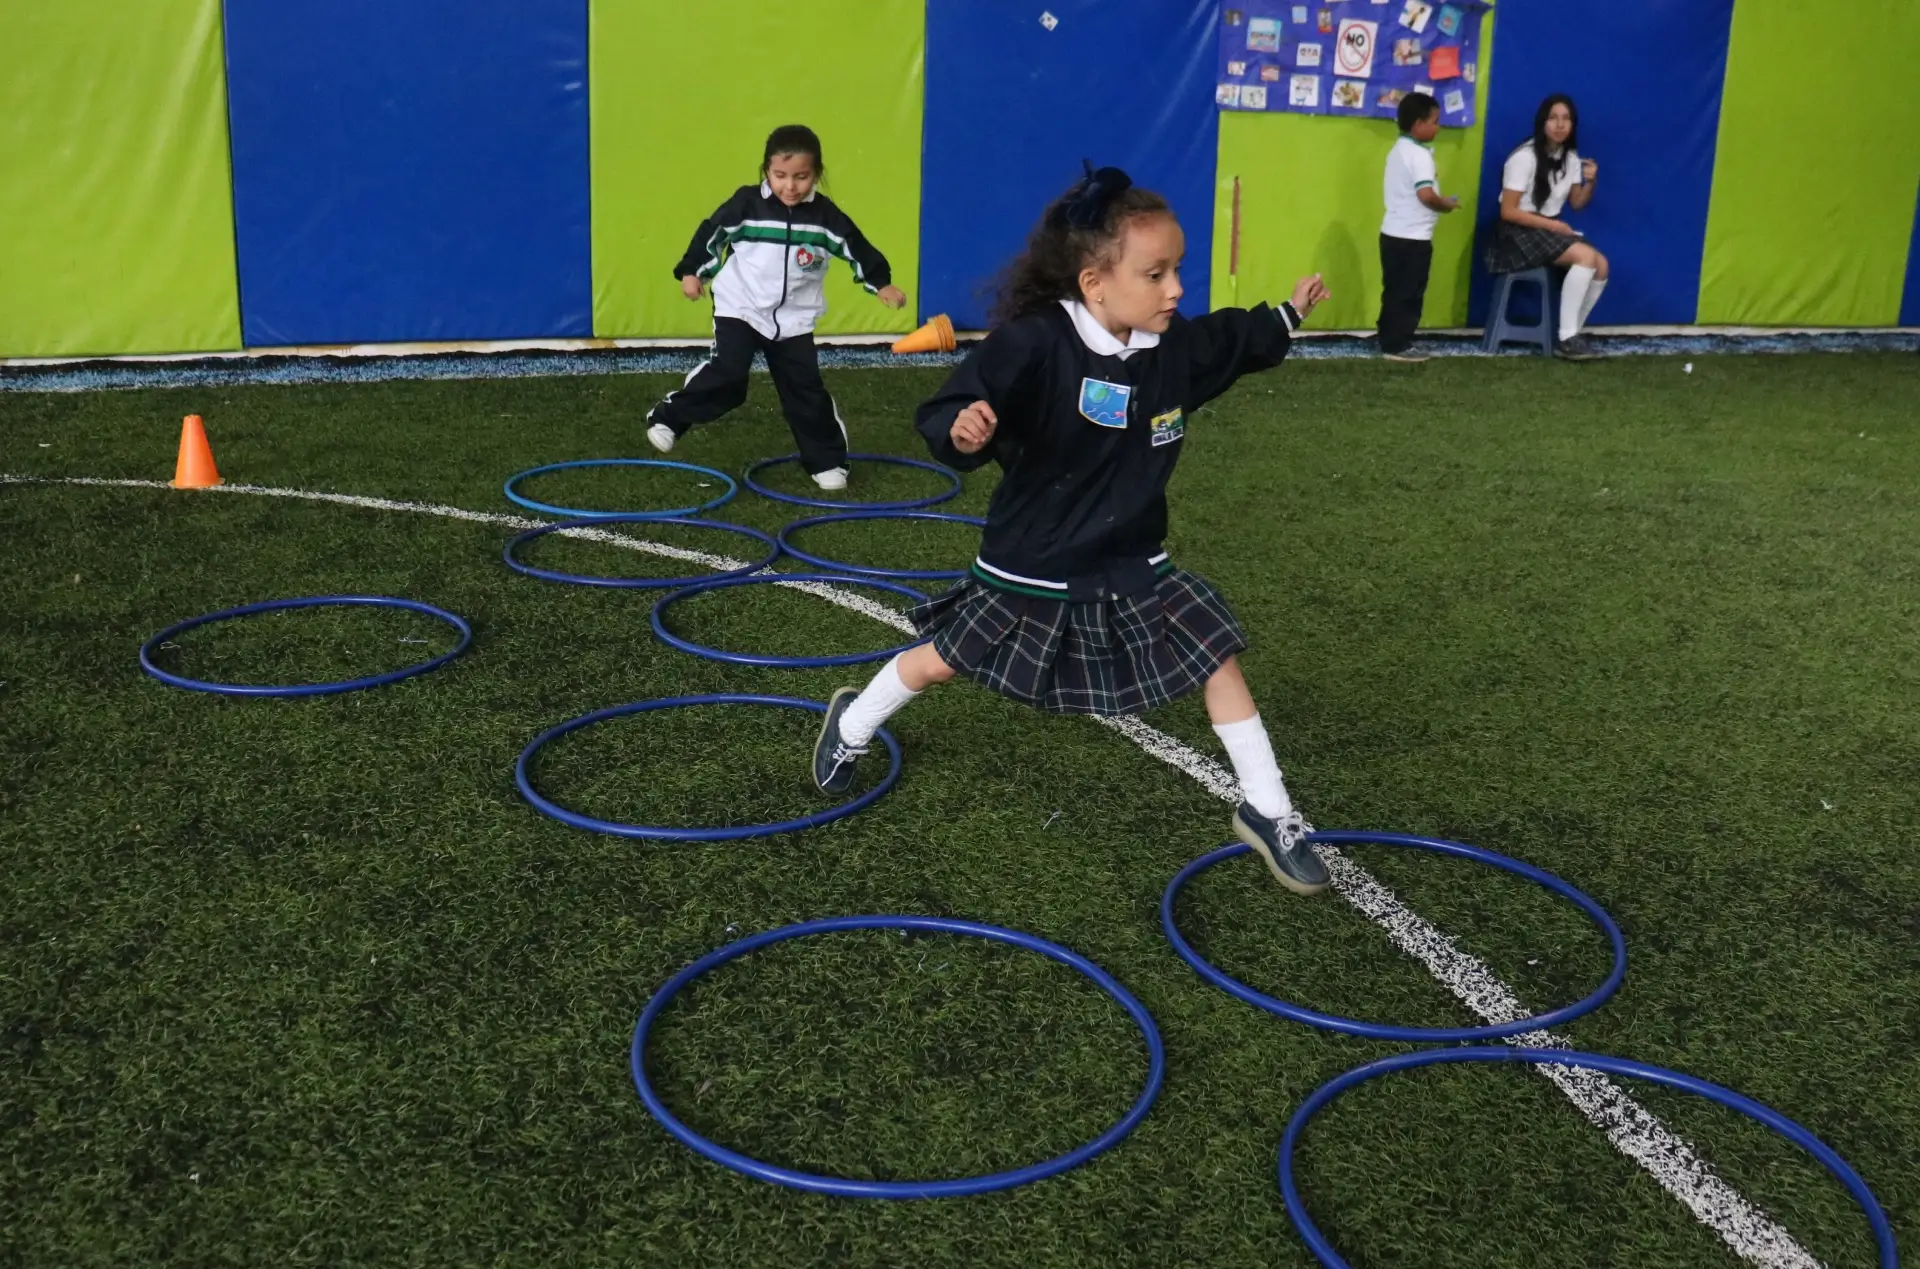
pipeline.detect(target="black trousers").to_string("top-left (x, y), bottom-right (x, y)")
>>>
top-left (647, 316), bottom-right (847, 474)
top-left (1377, 234), bottom-right (1434, 354)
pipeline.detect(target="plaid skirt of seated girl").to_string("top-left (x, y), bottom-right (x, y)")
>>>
top-left (908, 568), bottom-right (1248, 716)
top-left (1485, 221), bottom-right (1575, 274)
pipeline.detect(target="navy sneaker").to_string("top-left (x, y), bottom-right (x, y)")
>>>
top-left (1233, 803), bottom-right (1330, 895)
top-left (812, 687), bottom-right (867, 795)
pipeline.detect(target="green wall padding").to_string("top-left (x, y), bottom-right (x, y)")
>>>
top-left (1211, 15), bottom-right (1494, 331)
top-left (1699, 0), bottom-right (1920, 326)
top-left (590, 0), bottom-right (924, 340)
top-left (0, 1), bottom-right (241, 358)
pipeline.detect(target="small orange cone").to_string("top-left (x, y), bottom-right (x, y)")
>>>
top-left (170, 414), bottom-right (222, 489)
top-left (892, 313), bottom-right (956, 355)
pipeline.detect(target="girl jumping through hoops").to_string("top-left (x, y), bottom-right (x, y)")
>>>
top-left (811, 164), bottom-right (1335, 894)
top-left (645, 125), bottom-right (908, 491)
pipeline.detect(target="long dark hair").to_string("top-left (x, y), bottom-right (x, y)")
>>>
top-left (761, 124), bottom-right (826, 181)
top-left (992, 167), bottom-right (1171, 326)
top-left (1515, 94), bottom-right (1578, 210)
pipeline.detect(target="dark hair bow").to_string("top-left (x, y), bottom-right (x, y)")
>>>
top-left (1062, 160), bottom-right (1133, 229)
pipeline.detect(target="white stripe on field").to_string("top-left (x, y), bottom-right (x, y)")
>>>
top-left (0, 476), bottom-right (914, 630)
top-left (2, 472), bottom-right (1818, 1266)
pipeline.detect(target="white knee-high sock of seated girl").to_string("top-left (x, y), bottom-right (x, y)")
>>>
top-left (838, 653), bottom-right (921, 747)
top-left (1579, 277), bottom-right (1608, 326)
top-left (1212, 713), bottom-right (1293, 820)
top-left (1559, 264), bottom-right (1597, 341)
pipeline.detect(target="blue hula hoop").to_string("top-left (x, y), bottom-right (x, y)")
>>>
top-left (1280, 1046), bottom-right (1900, 1269)
top-left (504, 458), bottom-right (737, 519)
top-left (631, 914), bottom-right (1166, 1198)
top-left (139, 595), bottom-right (471, 697)
top-left (742, 452), bottom-right (962, 511)
top-left (516, 693), bottom-right (900, 841)
top-left (650, 573), bottom-right (930, 669)
top-left (502, 514), bottom-right (778, 588)
top-left (776, 510), bottom-right (986, 582)
top-left (1162, 830), bottom-right (1626, 1042)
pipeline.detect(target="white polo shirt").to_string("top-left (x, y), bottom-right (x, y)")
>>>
top-left (1502, 144), bottom-right (1581, 216)
top-left (1381, 136), bottom-right (1441, 241)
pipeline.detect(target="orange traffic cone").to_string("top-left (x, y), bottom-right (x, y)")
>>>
top-left (892, 313), bottom-right (956, 355)
top-left (170, 414), bottom-right (222, 489)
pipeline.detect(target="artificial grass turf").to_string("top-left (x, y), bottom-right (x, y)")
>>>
top-left (2, 352), bottom-right (1917, 1267)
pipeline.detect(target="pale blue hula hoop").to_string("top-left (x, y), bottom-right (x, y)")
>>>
top-left (504, 458), bottom-right (736, 519)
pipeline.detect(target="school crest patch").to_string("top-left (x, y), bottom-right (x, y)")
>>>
top-left (793, 245), bottom-right (826, 272)
top-left (1078, 377), bottom-right (1131, 428)
top-left (1149, 406), bottom-right (1186, 447)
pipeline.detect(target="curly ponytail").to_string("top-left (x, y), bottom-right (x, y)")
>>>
top-left (991, 173), bottom-right (1171, 326)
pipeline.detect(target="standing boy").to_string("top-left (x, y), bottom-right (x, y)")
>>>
top-left (1377, 92), bottom-right (1457, 363)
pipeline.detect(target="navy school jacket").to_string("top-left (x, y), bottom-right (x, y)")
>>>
top-left (914, 299), bottom-right (1300, 600)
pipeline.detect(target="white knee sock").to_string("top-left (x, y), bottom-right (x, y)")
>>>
top-left (1212, 713), bottom-right (1292, 819)
top-left (1579, 277), bottom-right (1608, 326)
top-left (1560, 265), bottom-right (1597, 341)
top-left (839, 654), bottom-right (921, 747)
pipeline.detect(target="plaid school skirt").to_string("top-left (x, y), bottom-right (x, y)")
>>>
top-left (1485, 221), bottom-right (1575, 274)
top-left (909, 568), bottom-right (1249, 716)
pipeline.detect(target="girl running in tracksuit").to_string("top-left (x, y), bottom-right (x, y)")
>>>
top-left (644, 125), bottom-right (907, 491)
top-left (810, 164), bottom-right (1337, 894)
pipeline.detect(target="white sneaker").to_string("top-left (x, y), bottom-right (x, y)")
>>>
top-left (645, 423), bottom-right (676, 454)
top-left (812, 467), bottom-right (849, 492)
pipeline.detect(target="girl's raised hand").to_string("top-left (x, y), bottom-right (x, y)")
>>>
top-left (680, 275), bottom-right (705, 301)
top-left (951, 401), bottom-right (998, 454)
top-left (1289, 273), bottom-right (1332, 319)
top-left (1581, 158), bottom-right (1599, 182)
top-left (877, 284), bottom-right (908, 310)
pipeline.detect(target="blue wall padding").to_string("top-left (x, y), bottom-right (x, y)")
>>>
top-left (1902, 181), bottom-right (1920, 326)
top-left (224, 0), bottom-right (590, 345)
top-left (1467, 0), bottom-right (1735, 326)
top-left (920, 0), bottom-right (1217, 330)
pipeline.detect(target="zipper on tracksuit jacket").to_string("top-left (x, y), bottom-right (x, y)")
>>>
top-left (773, 201), bottom-right (793, 341)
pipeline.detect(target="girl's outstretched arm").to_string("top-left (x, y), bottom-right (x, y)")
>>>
top-left (819, 201), bottom-right (894, 297)
top-left (672, 187), bottom-right (757, 283)
top-left (1183, 275), bottom-right (1329, 408)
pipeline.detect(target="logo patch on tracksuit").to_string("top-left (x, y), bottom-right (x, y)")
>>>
top-left (1078, 378), bottom-right (1132, 428)
top-left (793, 245), bottom-right (826, 272)
top-left (1149, 407), bottom-right (1186, 447)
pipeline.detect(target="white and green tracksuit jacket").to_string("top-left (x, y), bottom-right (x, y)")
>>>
top-left (672, 181), bottom-right (892, 341)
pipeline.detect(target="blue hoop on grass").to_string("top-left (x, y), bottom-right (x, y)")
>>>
top-left (140, 595), bottom-right (470, 697)
top-left (1162, 830), bottom-right (1626, 1042)
top-left (515, 693), bottom-right (900, 841)
top-left (502, 514), bottom-right (778, 588)
top-left (504, 458), bottom-right (736, 519)
top-left (743, 452), bottom-right (962, 511)
top-left (631, 914), bottom-right (1166, 1198)
top-left (776, 510), bottom-right (986, 581)
top-left (650, 573), bottom-right (929, 668)
top-left (1280, 1046), bottom-right (1899, 1269)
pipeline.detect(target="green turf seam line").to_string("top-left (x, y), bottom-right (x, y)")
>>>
top-left (0, 471), bottom-right (1824, 1267)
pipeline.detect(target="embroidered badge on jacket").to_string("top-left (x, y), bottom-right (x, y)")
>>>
top-left (1149, 406), bottom-right (1186, 447)
top-left (1079, 377), bottom-right (1131, 428)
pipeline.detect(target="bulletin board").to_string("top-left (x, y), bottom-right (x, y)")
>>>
top-left (1216, 0), bottom-right (1487, 126)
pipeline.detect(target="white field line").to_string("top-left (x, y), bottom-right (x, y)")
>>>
top-left (2, 473), bottom-right (1819, 1267)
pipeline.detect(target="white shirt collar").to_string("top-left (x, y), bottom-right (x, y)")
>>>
top-left (1061, 299), bottom-right (1160, 360)
top-left (759, 180), bottom-right (817, 203)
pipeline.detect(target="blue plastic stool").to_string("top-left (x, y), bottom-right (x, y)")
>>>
top-left (1481, 266), bottom-right (1560, 355)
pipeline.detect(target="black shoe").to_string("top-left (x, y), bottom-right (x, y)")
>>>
top-left (1381, 347), bottom-right (1430, 363)
top-left (812, 687), bottom-right (867, 795)
top-left (1555, 334), bottom-right (1603, 361)
top-left (1233, 802), bottom-right (1330, 895)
